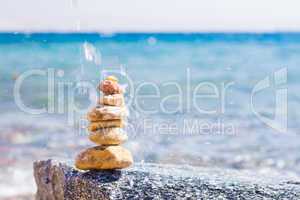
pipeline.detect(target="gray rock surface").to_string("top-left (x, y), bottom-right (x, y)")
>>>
top-left (34, 159), bottom-right (300, 200)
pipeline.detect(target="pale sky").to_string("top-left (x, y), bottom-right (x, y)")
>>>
top-left (0, 0), bottom-right (300, 32)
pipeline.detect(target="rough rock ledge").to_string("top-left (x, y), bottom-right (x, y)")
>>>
top-left (34, 159), bottom-right (300, 200)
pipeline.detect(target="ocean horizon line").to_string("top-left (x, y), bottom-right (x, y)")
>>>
top-left (1, 32), bottom-right (300, 43)
top-left (2, 31), bottom-right (300, 34)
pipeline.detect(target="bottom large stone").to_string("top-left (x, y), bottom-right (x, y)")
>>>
top-left (34, 159), bottom-right (300, 200)
top-left (75, 146), bottom-right (133, 170)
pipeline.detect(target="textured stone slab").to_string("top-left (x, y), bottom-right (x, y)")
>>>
top-left (34, 159), bottom-right (300, 200)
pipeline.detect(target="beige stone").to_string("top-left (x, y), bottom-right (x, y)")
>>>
top-left (87, 105), bottom-right (127, 122)
top-left (89, 128), bottom-right (128, 145)
top-left (98, 94), bottom-right (125, 106)
top-left (75, 145), bottom-right (133, 170)
top-left (88, 119), bottom-right (125, 131)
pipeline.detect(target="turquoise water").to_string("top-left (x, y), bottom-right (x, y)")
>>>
top-left (1, 33), bottom-right (300, 196)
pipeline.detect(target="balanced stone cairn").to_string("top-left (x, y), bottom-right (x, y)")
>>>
top-left (75, 76), bottom-right (133, 170)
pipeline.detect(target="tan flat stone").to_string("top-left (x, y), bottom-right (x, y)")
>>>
top-left (87, 105), bottom-right (128, 122)
top-left (89, 128), bottom-right (128, 145)
top-left (98, 94), bottom-right (125, 106)
top-left (75, 145), bottom-right (133, 170)
top-left (88, 119), bottom-right (125, 131)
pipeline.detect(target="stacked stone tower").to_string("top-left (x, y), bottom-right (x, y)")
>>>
top-left (75, 76), bottom-right (133, 170)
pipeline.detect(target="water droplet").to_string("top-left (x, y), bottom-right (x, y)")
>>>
top-left (147, 36), bottom-right (157, 46)
top-left (82, 42), bottom-right (101, 65)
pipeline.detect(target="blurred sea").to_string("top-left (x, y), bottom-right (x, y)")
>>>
top-left (1, 33), bottom-right (300, 197)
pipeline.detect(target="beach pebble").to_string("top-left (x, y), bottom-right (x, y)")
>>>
top-left (88, 119), bottom-right (125, 131)
top-left (106, 75), bottom-right (118, 82)
top-left (75, 145), bottom-right (133, 170)
top-left (99, 94), bottom-right (125, 106)
top-left (98, 80), bottom-right (124, 95)
top-left (87, 105), bottom-right (128, 122)
top-left (89, 128), bottom-right (128, 145)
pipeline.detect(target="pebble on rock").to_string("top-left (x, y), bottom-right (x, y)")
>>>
top-left (87, 105), bottom-right (128, 121)
top-left (88, 119), bottom-right (126, 131)
top-left (98, 93), bottom-right (125, 106)
top-left (98, 80), bottom-right (124, 95)
top-left (75, 146), bottom-right (133, 170)
top-left (89, 128), bottom-right (128, 145)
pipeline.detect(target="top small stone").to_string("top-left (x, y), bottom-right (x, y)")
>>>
top-left (98, 77), bottom-right (123, 95)
top-left (106, 75), bottom-right (118, 83)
